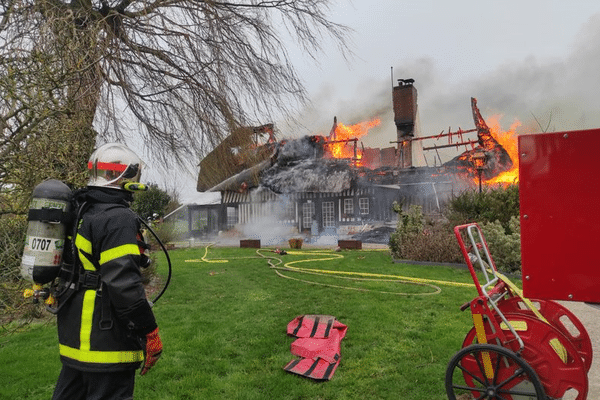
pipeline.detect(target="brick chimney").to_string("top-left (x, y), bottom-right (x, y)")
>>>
top-left (393, 79), bottom-right (417, 168)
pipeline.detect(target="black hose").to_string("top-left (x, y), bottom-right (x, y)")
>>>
top-left (139, 218), bottom-right (172, 304)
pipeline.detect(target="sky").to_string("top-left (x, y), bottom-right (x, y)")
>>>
top-left (151, 1), bottom-right (600, 203)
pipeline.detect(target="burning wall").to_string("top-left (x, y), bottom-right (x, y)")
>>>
top-left (443, 98), bottom-right (514, 181)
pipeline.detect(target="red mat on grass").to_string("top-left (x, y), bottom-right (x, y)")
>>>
top-left (283, 315), bottom-right (347, 381)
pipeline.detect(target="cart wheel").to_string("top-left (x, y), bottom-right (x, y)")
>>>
top-left (446, 343), bottom-right (546, 400)
top-left (497, 297), bottom-right (593, 372)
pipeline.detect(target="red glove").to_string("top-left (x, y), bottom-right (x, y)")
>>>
top-left (141, 327), bottom-right (162, 375)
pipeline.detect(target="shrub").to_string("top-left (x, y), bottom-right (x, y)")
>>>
top-left (389, 185), bottom-right (522, 270)
top-left (480, 216), bottom-right (521, 274)
top-left (0, 215), bottom-right (26, 285)
top-left (145, 220), bottom-right (185, 248)
top-left (389, 202), bottom-right (423, 258)
top-left (399, 221), bottom-right (464, 264)
top-left (445, 184), bottom-right (519, 231)
top-left (0, 215), bottom-right (49, 330)
top-left (445, 185), bottom-right (521, 273)
top-left (131, 184), bottom-right (173, 221)
top-left (389, 203), bottom-right (463, 263)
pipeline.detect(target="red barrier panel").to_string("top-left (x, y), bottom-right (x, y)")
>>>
top-left (519, 128), bottom-right (600, 302)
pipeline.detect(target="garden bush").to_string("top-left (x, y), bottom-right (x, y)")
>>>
top-left (480, 216), bottom-right (521, 273)
top-left (0, 215), bottom-right (48, 330)
top-left (389, 202), bottom-right (423, 259)
top-left (390, 185), bottom-right (522, 273)
top-left (446, 185), bottom-right (521, 273)
top-left (389, 203), bottom-right (463, 264)
top-left (445, 184), bottom-right (519, 231)
top-left (0, 215), bottom-right (26, 285)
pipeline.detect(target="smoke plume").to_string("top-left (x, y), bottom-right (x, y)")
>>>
top-left (284, 13), bottom-right (600, 165)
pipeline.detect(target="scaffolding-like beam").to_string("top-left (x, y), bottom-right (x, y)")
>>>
top-left (423, 140), bottom-right (479, 151)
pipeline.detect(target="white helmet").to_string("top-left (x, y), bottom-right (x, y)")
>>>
top-left (88, 143), bottom-right (142, 189)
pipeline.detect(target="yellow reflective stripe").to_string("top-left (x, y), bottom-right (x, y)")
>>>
top-left (75, 234), bottom-right (92, 254)
top-left (78, 250), bottom-right (96, 271)
top-left (75, 234), bottom-right (96, 271)
top-left (472, 313), bottom-right (494, 379)
top-left (59, 344), bottom-right (144, 364)
top-left (80, 290), bottom-right (96, 352)
top-left (99, 244), bottom-right (140, 265)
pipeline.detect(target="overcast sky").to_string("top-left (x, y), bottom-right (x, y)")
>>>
top-left (158, 1), bottom-right (600, 201)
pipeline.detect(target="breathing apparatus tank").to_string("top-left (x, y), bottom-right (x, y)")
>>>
top-left (21, 179), bottom-right (73, 285)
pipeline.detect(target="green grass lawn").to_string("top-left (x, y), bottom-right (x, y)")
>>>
top-left (1, 245), bottom-right (481, 399)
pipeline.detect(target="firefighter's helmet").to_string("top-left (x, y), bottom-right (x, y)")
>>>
top-left (88, 143), bottom-right (142, 189)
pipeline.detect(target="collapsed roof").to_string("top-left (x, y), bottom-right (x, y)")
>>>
top-left (196, 81), bottom-right (514, 194)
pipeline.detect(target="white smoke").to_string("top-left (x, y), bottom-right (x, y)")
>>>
top-left (239, 214), bottom-right (297, 246)
top-left (228, 13), bottom-right (600, 246)
top-left (238, 193), bottom-right (297, 246)
top-left (283, 13), bottom-right (600, 165)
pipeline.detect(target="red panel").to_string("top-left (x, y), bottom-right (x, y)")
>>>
top-left (519, 128), bottom-right (600, 302)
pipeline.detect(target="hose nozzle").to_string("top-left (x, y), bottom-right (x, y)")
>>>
top-left (23, 284), bottom-right (53, 304)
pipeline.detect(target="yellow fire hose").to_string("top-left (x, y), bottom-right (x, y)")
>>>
top-left (276, 250), bottom-right (474, 289)
top-left (185, 244), bottom-right (475, 296)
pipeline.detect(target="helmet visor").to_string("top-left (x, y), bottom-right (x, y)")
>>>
top-left (89, 161), bottom-right (137, 186)
top-left (88, 145), bottom-right (142, 188)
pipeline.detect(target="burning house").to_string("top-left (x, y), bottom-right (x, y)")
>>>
top-left (172, 80), bottom-right (516, 242)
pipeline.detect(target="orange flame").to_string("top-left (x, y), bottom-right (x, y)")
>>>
top-left (483, 116), bottom-right (520, 185)
top-left (327, 118), bottom-right (381, 162)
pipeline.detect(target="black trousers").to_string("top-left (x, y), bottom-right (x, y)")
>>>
top-left (52, 364), bottom-right (136, 400)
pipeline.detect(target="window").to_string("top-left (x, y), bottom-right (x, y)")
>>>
top-left (302, 202), bottom-right (315, 229)
top-left (359, 198), bottom-right (369, 215)
top-left (323, 201), bottom-right (335, 227)
top-left (226, 206), bottom-right (238, 229)
top-left (192, 209), bottom-right (208, 231)
top-left (343, 198), bottom-right (353, 217)
top-left (284, 200), bottom-right (296, 221)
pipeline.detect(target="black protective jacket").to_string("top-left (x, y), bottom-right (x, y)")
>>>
top-left (56, 187), bottom-right (157, 372)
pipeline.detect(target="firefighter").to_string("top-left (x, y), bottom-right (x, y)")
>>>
top-left (52, 143), bottom-right (162, 400)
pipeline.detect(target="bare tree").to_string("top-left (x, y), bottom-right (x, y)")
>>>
top-left (0, 1), bottom-right (349, 309)
top-left (0, 0), bottom-right (107, 213)
top-left (1, 0), bottom-right (350, 177)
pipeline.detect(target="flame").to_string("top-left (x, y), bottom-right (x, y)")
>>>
top-left (327, 118), bottom-right (381, 162)
top-left (483, 116), bottom-right (520, 185)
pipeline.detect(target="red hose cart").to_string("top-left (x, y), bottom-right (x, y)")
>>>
top-left (446, 129), bottom-right (600, 400)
